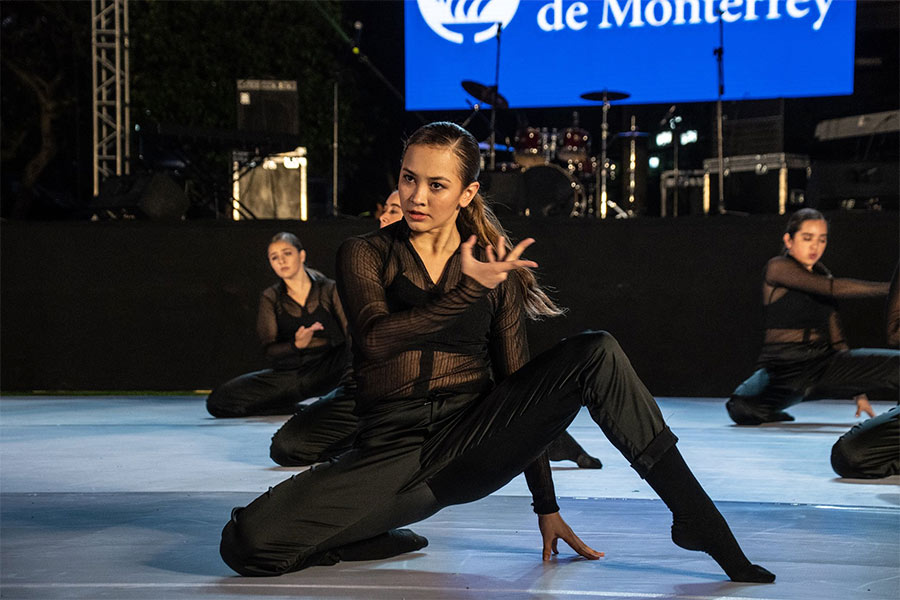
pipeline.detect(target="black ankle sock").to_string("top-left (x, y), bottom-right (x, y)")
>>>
top-left (575, 453), bottom-right (603, 469)
top-left (548, 433), bottom-right (602, 469)
top-left (644, 447), bottom-right (775, 583)
top-left (334, 529), bottom-right (428, 562)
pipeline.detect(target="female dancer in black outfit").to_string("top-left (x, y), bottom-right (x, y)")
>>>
top-left (206, 233), bottom-right (349, 418)
top-left (220, 122), bottom-right (774, 583)
top-left (726, 209), bottom-right (898, 426)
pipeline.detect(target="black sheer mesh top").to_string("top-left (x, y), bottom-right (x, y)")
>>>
top-left (336, 220), bottom-right (527, 409)
top-left (256, 270), bottom-right (348, 371)
top-left (762, 255), bottom-right (889, 346)
top-left (337, 220), bottom-right (559, 514)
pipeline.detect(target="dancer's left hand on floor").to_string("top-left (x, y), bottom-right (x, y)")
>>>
top-left (538, 511), bottom-right (604, 561)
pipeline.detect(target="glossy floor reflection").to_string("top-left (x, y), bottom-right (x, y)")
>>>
top-left (1, 396), bottom-right (897, 599)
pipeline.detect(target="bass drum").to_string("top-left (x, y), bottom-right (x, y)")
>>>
top-left (521, 164), bottom-right (585, 217)
top-left (557, 127), bottom-right (590, 164)
top-left (514, 127), bottom-right (556, 167)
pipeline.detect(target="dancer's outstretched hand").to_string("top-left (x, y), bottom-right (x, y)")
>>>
top-left (460, 234), bottom-right (538, 290)
top-left (538, 512), bottom-right (603, 561)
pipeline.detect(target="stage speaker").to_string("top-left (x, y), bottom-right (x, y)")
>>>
top-left (232, 149), bottom-right (308, 220)
top-left (236, 79), bottom-right (299, 135)
top-left (93, 173), bottom-right (189, 220)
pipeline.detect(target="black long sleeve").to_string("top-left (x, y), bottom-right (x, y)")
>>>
top-left (489, 274), bottom-right (558, 515)
top-left (888, 265), bottom-right (899, 346)
top-left (765, 256), bottom-right (889, 299)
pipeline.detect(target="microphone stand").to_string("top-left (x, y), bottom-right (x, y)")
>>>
top-left (489, 22), bottom-right (503, 171)
top-left (312, 3), bottom-right (427, 216)
top-left (332, 79), bottom-right (339, 217)
top-left (714, 12), bottom-right (726, 215)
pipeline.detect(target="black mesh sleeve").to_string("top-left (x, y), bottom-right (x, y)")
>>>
top-left (888, 265), bottom-right (899, 346)
top-left (491, 273), bottom-right (558, 515)
top-left (765, 257), bottom-right (890, 298)
top-left (255, 288), bottom-right (298, 362)
top-left (827, 311), bottom-right (849, 351)
top-left (336, 236), bottom-right (490, 361)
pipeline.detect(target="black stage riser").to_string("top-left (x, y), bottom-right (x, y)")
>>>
top-left (1, 214), bottom-right (896, 396)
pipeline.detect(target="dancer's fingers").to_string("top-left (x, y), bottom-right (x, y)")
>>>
top-left (505, 238), bottom-right (535, 262)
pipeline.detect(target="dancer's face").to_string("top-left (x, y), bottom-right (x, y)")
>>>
top-left (398, 144), bottom-right (479, 235)
top-left (784, 219), bottom-right (827, 270)
top-left (379, 191), bottom-right (403, 228)
top-left (268, 241), bottom-right (305, 280)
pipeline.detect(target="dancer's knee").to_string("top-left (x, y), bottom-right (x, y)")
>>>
top-left (220, 511), bottom-right (297, 576)
top-left (206, 388), bottom-right (241, 418)
top-left (725, 395), bottom-right (762, 426)
top-left (565, 330), bottom-right (623, 359)
top-left (830, 436), bottom-right (864, 478)
top-left (269, 430), bottom-right (316, 467)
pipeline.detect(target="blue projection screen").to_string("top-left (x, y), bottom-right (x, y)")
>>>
top-left (404, 0), bottom-right (856, 110)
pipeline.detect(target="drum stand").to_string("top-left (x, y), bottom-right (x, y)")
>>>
top-left (587, 91), bottom-right (630, 219)
top-left (597, 93), bottom-right (610, 217)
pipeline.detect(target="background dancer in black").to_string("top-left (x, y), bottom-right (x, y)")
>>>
top-left (271, 192), bottom-right (603, 469)
top-left (831, 266), bottom-right (900, 479)
top-left (206, 233), bottom-right (349, 418)
top-left (726, 209), bottom-right (898, 426)
top-left (220, 122), bottom-right (774, 583)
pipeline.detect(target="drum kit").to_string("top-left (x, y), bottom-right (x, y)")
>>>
top-left (463, 81), bottom-right (642, 219)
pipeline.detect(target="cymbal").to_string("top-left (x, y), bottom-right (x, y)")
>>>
top-left (580, 90), bottom-right (630, 102)
top-left (462, 80), bottom-right (509, 109)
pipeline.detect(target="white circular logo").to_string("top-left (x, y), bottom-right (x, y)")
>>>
top-left (416, 0), bottom-right (520, 44)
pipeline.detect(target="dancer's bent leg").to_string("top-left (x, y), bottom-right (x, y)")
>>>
top-left (206, 369), bottom-right (301, 418)
top-left (220, 446), bottom-right (438, 576)
top-left (808, 349), bottom-right (899, 399)
top-left (270, 386), bottom-right (359, 466)
top-left (423, 331), bottom-right (773, 582)
top-left (831, 405), bottom-right (900, 478)
top-left (725, 369), bottom-right (801, 425)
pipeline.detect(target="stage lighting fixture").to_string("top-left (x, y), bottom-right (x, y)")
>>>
top-left (680, 130), bottom-right (698, 145)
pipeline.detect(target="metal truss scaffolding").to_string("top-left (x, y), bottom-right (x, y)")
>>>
top-left (91, 0), bottom-right (130, 196)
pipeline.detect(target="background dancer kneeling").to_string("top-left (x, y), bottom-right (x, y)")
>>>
top-left (726, 209), bottom-right (897, 426)
top-left (206, 233), bottom-right (349, 418)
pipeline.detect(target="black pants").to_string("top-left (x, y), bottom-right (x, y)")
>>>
top-left (726, 345), bottom-right (899, 425)
top-left (206, 351), bottom-right (345, 418)
top-left (831, 405), bottom-right (900, 479)
top-left (270, 386), bottom-right (359, 466)
top-left (220, 331), bottom-right (676, 576)
top-left (269, 387), bottom-right (601, 468)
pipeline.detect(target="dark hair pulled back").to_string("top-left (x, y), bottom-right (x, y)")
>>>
top-left (402, 122), bottom-right (564, 319)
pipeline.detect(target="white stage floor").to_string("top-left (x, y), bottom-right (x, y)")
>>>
top-left (1, 395), bottom-right (897, 599)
